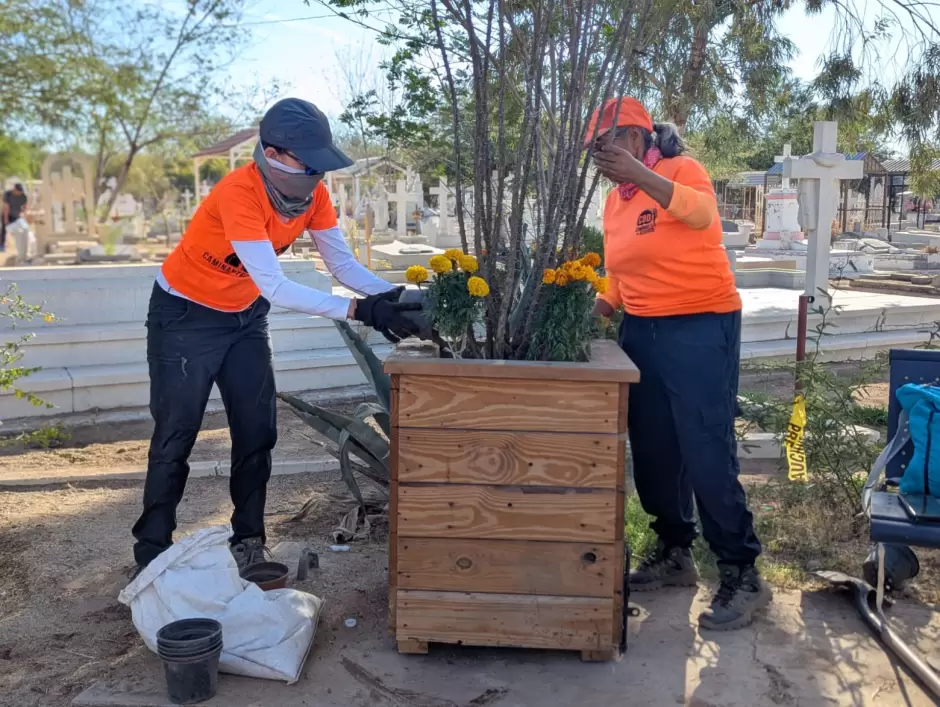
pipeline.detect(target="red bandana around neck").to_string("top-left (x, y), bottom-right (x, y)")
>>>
top-left (617, 146), bottom-right (663, 201)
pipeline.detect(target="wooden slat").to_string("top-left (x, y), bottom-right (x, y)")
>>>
top-left (612, 382), bottom-right (629, 650)
top-left (397, 538), bottom-right (616, 597)
top-left (387, 377), bottom-right (400, 636)
top-left (397, 484), bottom-right (615, 542)
top-left (397, 376), bottom-right (619, 433)
top-left (385, 339), bottom-right (640, 383)
top-left (396, 590), bottom-right (613, 651)
top-left (397, 429), bottom-right (619, 487)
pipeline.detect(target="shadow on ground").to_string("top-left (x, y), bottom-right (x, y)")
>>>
top-left (1, 472), bottom-right (939, 707)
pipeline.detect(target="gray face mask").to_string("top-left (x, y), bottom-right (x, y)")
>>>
top-left (253, 142), bottom-right (322, 219)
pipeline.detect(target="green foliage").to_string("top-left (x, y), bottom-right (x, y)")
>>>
top-left (525, 257), bottom-right (604, 363)
top-left (0, 134), bottom-right (44, 180)
top-left (0, 284), bottom-right (57, 444)
top-left (2, 0), bottom-right (252, 217)
top-left (739, 291), bottom-right (885, 517)
top-left (909, 142), bottom-right (940, 200)
top-left (423, 257), bottom-right (486, 350)
top-left (25, 424), bottom-right (70, 449)
top-left (527, 279), bottom-right (596, 363)
top-left (579, 226), bottom-right (604, 264)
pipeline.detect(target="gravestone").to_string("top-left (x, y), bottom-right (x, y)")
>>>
top-left (37, 153), bottom-right (97, 254)
top-left (425, 178), bottom-right (462, 249)
top-left (721, 220), bottom-right (748, 249)
top-left (393, 172), bottom-right (427, 245)
top-left (78, 244), bottom-right (144, 263)
top-left (368, 183), bottom-right (394, 245)
top-left (783, 122), bottom-right (865, 293)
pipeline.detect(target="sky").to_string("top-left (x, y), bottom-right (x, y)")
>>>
top-left (230, 0), bottom-right (925, 123)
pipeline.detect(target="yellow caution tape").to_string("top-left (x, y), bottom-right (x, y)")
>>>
top-left (784, 394), bottom-right (808, 482)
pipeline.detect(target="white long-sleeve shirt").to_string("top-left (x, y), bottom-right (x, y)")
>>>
top-left (157, 225), bottom-right (395, 319)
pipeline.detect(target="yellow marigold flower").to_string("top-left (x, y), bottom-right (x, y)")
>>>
top-left (542, 268), bottom-right (557, 285)
top-left (405, 265), bottom-right (429, 284)
top-left (458, 254), bottom-right (479, 273)
top-left (583, 268), bottom-right (598, 284)
top-left (581, 252), bottom-right (601, 268)
top-left (594, 276), bottom-right (609, 295)
top-left (443, 248), bottom-right (464, 261)
top-left (569, 264), bottom-right (589, 281)
top-left (429, 255), bottom-right (453, 274)
top-left (561, 260), bottom-right (578, 273)
top-left (43, 313), bottom-right (55, 323)
top-left (467, 276), bottom-right (490, 297)
top-left (555, 271), bottom-right (570, 287)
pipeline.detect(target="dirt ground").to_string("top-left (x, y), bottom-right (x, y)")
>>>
top-left (0, 399), bottom-right (350, 476)
top-left (1, 469), bottom-right (940, 707)
top-left (4, 377), bottom-right (939, 707)
top-left (0, 472), bottom-right (391, 707)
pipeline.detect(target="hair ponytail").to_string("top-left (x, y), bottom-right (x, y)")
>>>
top-left (651, 122), bottom-right (686, 158)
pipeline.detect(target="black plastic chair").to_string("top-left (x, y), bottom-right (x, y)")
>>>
top-left (865, 348), bottom-right (940, 613)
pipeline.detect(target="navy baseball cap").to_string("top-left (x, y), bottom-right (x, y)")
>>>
top-left (259, 98), bottom-right (353, 172)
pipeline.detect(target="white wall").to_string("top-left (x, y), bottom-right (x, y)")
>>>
top-left (0, 262), bottom-right (385, 419)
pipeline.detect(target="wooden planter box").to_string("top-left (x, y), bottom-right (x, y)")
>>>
top-left (385, 340), bottom-right (640, 661)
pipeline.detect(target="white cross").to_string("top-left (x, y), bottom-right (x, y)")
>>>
top-left (182, 189), bottom-right (193, 215)
top-left (429, 177), bottom-right (452, 235)
top-left (783, 122), bottom-right (863, 297)
top-left (774, 144), bottom-right (793, 189)
top-left (393, 177), bottom-right (424, 237)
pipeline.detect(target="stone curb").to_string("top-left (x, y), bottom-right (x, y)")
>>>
top-left (0, 385), bottom-right (375, 435)
top-left (738, 426), bottom-right (880, 460)
top-left (0, 457), bottom-right (339, 488)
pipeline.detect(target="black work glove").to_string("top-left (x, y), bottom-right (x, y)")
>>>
top-left (354, 288), bottom-right (423, 342)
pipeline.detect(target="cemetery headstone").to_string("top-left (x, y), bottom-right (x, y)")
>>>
top-left (783, 122), bottom-right (864, 295)
top-left (37, 153), bottom-right (97, 254)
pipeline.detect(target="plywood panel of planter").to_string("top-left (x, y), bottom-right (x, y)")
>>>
top-left (386, 339), bottom-right (638, 661)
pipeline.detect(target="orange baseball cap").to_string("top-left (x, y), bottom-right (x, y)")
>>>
top-left (584, 97), bottom-right (653, 146)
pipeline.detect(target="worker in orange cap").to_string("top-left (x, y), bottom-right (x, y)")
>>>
top-left (588, 97), bottom-right (770, 631)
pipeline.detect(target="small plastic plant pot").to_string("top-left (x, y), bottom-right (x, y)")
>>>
top-left (159, 644), bottom-right (222, 704)
top-left (157, 619), bottom-right (222, 655)
top-left (239, 561), bottom-right (289, 591)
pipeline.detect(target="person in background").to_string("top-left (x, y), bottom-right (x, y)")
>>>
top-left (1, 183), bottom-right (29, 253)
top-left (131, 98), bottom-right (421, 573)
top-left (588, 97), bottom-right (770, 631)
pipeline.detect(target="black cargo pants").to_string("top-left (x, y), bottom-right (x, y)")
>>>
top-left (132, 284), bottom-right (277, 567)
top-left (619, 309), bottom-right (762, 566)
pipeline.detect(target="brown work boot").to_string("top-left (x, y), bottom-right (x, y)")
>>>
top-left (629, 541), bottom-right (698, 591)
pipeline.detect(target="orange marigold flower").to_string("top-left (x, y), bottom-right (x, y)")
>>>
top-left (581, 252), bottom-right (601, 268)
top-left (543, 269), bottom-right (557, 285)
top-left (555, 271), bottom-right (570, 287)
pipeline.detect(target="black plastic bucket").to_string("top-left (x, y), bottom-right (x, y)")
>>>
top-left (157, 619), bottom-right (223, 704)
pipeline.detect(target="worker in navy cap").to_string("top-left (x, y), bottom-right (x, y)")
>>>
top-left (130, 98), bottom-right (421, 574)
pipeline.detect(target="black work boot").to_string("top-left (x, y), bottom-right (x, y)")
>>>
top-left (698, 564), bottom-right (772, 631)
top-left (230, 537), bottom-right (269, 571)
top-left (629, 541), bottom-right (698, 591)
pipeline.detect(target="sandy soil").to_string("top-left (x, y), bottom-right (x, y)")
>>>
top-left (0, 472), bottom-right (388, 707)
top-left (3, 469), bottom-right (940, 707)
top-left (0, 399), bottom-right (362, 476)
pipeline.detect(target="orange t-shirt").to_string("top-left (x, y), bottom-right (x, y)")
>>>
top-left (598, 155), bottom-right (741, 317)
top-left (161, 163), bottom-right (338, 311)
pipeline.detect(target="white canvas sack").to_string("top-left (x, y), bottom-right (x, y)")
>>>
top-left (118, 526), bottom-right (323, 683)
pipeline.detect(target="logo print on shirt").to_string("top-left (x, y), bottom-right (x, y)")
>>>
top-left (636, 209), bottom-right (657, 235)
top-left (219, 244), bottom-right (294, 272)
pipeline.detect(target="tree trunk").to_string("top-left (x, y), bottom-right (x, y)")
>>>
top-left (670, 24), bottom-right (709, 133)
top-left (98, 148), bottom-right (138, 224)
